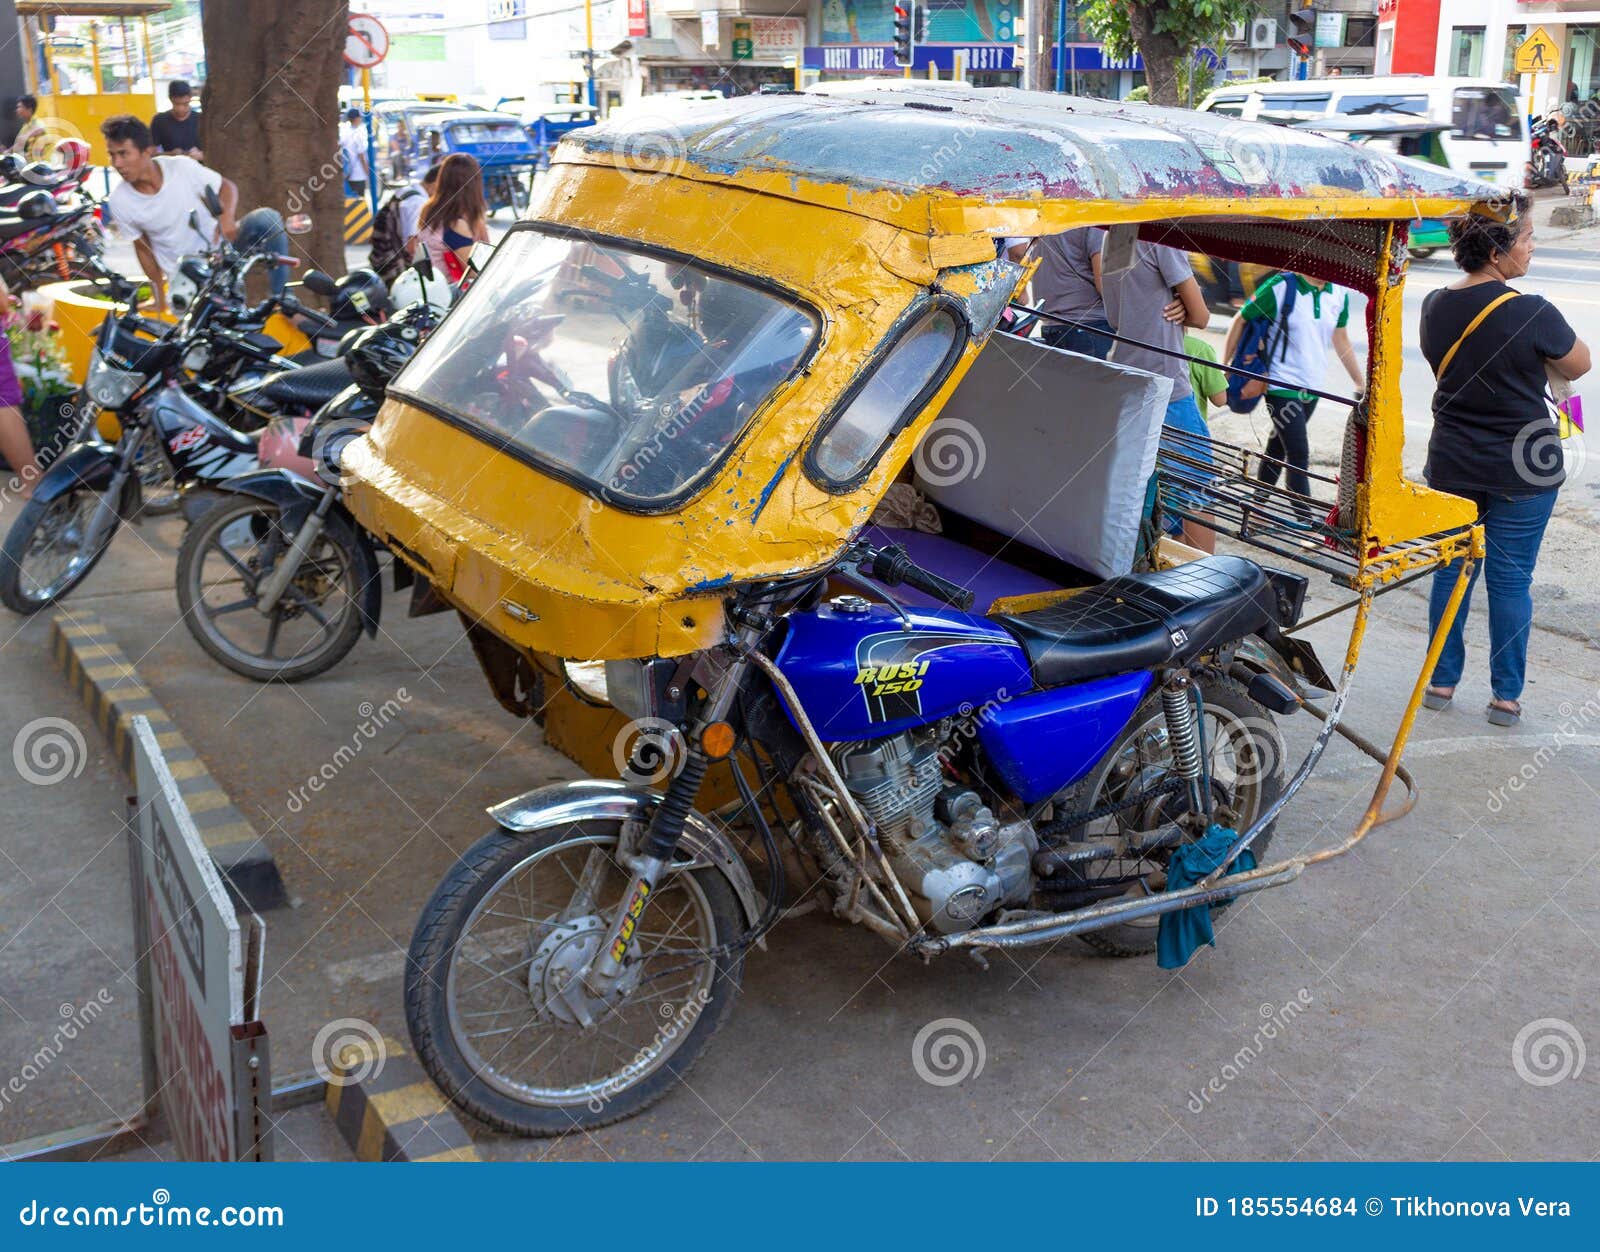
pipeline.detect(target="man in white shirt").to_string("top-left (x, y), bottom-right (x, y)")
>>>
top-left (341, 109), bottom-right (369, 199)
top-left (100, 114), bottom-right (240, 315)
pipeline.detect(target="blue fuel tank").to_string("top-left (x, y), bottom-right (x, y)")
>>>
top-left (774, 599), bottom-right (1034, 742)
top-left (773, 597), bottom-right (1153, 805)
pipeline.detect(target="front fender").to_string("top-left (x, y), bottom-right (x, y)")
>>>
top-left (33, 441), bottom-right (118, 506)
top-left (486, 779), bottom-right (764, 930)
top-left (1229, 632), bottom-right (1334, 699)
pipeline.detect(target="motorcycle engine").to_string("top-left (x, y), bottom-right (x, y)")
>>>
top-left (829, 730), bottom-right (1036, 934)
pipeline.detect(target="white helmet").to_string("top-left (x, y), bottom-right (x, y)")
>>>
top-left (389, 265), bottom-right (453, 316)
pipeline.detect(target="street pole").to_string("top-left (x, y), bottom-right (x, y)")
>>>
top-left (584, 0), bottom-right (596, 108)
top-left (1024, 0), bottom-right (1047, 90)
top-left (1053, 0), bottom-right (1067, 92)
top-left (362, 66), bottom-right (379, 214)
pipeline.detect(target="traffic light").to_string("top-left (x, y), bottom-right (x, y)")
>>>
top-left (1286, 9), bottom-right (1315, 58)
top-left (893, 2), bottom-right (917, 68)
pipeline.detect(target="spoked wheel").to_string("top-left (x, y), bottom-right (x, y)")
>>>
top-left (1052, 675), bottom-right (1284, 957)
top-left (406, 821), bottom-right (744, 1136)
top-left (175, 496), bottom-right (366, 682)
top-left (0, 489), bottom-right (119, 614)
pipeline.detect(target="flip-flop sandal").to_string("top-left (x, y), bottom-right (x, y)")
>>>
top-left (1422, 688), bottom-right (1454, 710)
top-left (1486, 702), bottom-right (1522, 727)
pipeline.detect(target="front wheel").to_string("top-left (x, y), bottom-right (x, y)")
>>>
top-left (0, 488), bottom-right (120, 614)
top-left (175, 495), bottom-right (367, 682)
top-left (1407, 247), bottom-right (1440, 260)
top-left (405, 821), bottom-right (744, 1136)
top-left (1052, 674), bottom-right (1285, 957)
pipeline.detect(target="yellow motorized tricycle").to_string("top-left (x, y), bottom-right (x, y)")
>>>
top-left (340, 88), bottom-right (1492, 1133)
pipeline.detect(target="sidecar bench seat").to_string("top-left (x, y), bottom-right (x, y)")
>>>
top-left (990, 556), bottom-right (1277, 688)
top-left (252, 358), bottom-right (353, 407)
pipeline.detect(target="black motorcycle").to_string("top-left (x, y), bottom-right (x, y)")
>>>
top-left (174, 303), bottom-right (440, 680)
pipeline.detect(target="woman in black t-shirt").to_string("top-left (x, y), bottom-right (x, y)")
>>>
top-left (1419, 192), bottom-right (1591, 726)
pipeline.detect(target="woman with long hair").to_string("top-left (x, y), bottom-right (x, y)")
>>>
top-left (413, 153), bottom-right (489, 282)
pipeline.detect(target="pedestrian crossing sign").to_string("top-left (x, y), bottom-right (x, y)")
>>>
top-left (1514, 28), bottom-right (1560, 75)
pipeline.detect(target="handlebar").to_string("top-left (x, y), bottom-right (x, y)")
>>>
top-left (854, 542), bottom-right (975, 612)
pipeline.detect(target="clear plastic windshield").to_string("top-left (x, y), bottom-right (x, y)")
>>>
top-left (393, 228), bottom-right (819, 505)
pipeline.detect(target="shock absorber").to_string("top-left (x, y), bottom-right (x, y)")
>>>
top-left (1161, 676), bottom-right (1211, 818)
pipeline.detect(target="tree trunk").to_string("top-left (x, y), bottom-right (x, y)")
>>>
top-left (1129, 5), bottom-right (1185, 108)
top-left (199, 0), bottom-right (350, 276)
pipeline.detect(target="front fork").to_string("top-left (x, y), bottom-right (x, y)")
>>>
top-left (254, 487), bottom-right (336, 614)
top-left (82, 430), bottom-right (142, 551)
top-left (580, 630), bottom-right (757, 998)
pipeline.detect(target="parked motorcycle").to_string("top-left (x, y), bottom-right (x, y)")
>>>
top-left (0, 213), bottom-right (379, 613)
top-left (1529, 114), bottom-right (1568, 189)
top-left (175, 296), bottom-right (445, 680)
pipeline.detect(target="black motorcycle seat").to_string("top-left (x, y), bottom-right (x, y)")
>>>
top-left (0, 214), bottom-right (42, 239)
top-left (254, 357), bottom-right (352, 407)
top-left (991, 556), bottom-right (1279, 689)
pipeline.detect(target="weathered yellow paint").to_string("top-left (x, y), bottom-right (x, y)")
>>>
top-left (342, 128), bottom-right (1493, 670)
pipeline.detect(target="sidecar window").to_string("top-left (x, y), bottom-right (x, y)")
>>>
top-left (391, 227), bottom-right (819, 509)
top-left (806, 304), bottom-right (965, 491)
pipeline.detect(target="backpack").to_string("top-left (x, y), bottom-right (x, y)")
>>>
top-left (1225, 276), bottom-right (1297, 414)
top-left (369, 186), bottom-right (422, 284)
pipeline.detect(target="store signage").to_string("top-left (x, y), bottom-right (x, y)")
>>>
top-left (749, 16), bottom-right (803, 59)
top-left (627, 0), bottom-right (648, 39)
top-left (1314, 12), bottom-right (1346, 48)
top-left (701, 11), bottom-right (719, 51)
top-left (1049, 44), bottom-right (1145, 73)
top-left (733, 19), bottom-right (753, 60)
top-left (487, 0), bottom-right (527, 41)
top-left (805, 43), bottom-right (1016, 73)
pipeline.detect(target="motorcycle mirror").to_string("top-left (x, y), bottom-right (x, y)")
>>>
top-left (187, 209), bottom-right (200, 234)
top-left (200, 184), bottom-right (223, 218)
top-left (413, 252), bottom-right (434, 282)
top-left (285, 212), bottom-right (313, 236)
top-left (302, 268), bottom-right (337, 297)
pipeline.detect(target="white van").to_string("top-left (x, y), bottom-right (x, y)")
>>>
top-left (1198, 75), bottom-right (1526, 186)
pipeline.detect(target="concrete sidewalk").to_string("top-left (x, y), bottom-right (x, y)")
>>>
top-left (0, 483), bottom-right (1595, 1160)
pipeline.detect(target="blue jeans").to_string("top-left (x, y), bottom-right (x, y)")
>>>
top-left (1427, 488), bottom-right (1557, 703)
top-left (1159, 393), bottom-right (1213, 535)
top-left (233, 206), bottom-right (290, 296)
top-left (1041, 317), bottom-right (1114, 360)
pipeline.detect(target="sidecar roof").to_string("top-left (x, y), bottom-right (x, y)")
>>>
top-left (559, 86), bottom-right (1500, 235)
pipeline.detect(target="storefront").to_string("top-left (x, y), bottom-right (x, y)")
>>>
top-left (814, 0), bottom-right (1020, 85)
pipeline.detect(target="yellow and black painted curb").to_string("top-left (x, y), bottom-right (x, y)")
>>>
top-left (344, 196), bottom-right (374, 245)
top-left (50, 613), bottom-right (288, 911)
top-left (325, 1035), bottom-right (480, 1161)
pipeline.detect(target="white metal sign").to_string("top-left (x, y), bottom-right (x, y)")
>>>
top-left (133, 717), bottom-right (247, 1161)
top-left (345, 13), bottom-right (391, 69)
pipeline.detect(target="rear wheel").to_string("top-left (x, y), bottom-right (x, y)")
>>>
top-left (176, 495), bottom-right (366, 681)
top-left (1050, 674), bottom-right (1284, 957)
top-left (406, 821), bottom-right (744, 1136)
top-left (0, 489), bottom-right (119, 614)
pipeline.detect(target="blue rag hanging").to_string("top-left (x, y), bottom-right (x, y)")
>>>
top-left (1156, 824), bottom-right (1257, 970)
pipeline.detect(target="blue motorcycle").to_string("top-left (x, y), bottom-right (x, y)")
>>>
top-left (404, 535), bottom-right (1303, 1134)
